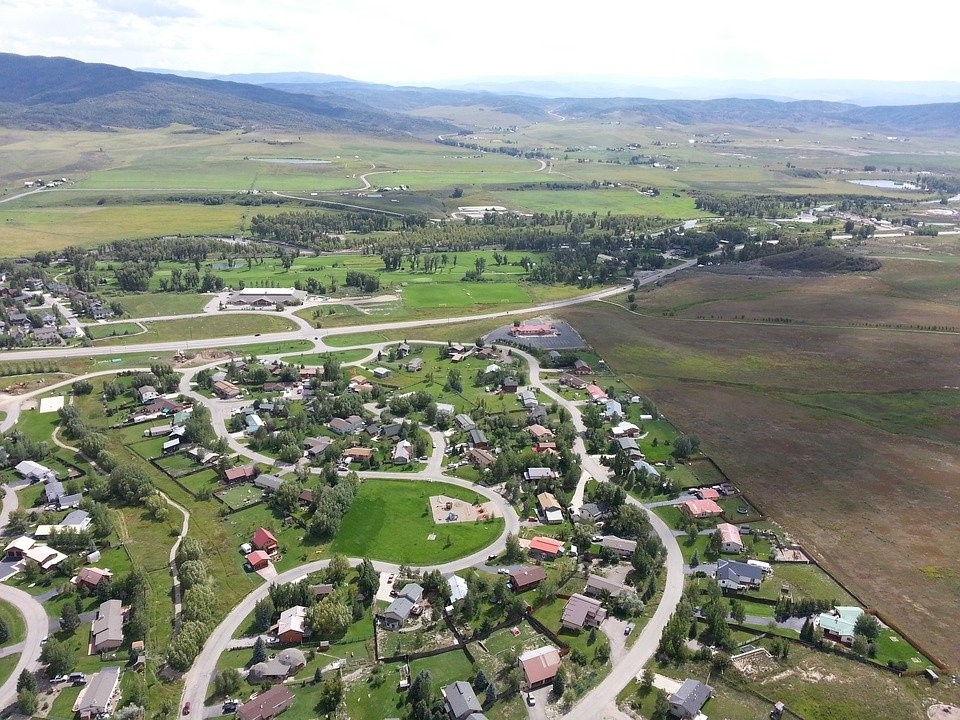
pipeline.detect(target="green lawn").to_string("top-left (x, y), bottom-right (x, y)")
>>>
top-left (215, 483), bottom-right (264, 511)
top-left (0, 600), bottom-right (26, 649)
top-left (116, 292), bottom-right (209, 318)
top-left (280, 348), bottom-right (372, 366)
top-left (92, 313), bottom-right (297, 345)
top-left (323, 331), bottom-right (392, 348)
top-left (85, 321), bottom-right (144, 339)
top-left (329, 479), bottom-right (504, 564)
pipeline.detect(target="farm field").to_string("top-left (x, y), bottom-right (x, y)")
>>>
top-left (329, 478), bottom-right (505, 564)
top-left (558, 265), bottom-right (960, 667)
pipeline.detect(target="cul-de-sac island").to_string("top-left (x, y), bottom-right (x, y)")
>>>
top-left (0, 33), bottom-right (959, 720)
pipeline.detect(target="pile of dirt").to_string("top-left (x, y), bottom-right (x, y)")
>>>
top-left (750, 247), bottom-right (881, 273)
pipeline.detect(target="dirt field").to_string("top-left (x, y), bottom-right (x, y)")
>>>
top-left (558, 267), bottom-right (960, 667)
top-left (429, 495), bottom-right (498, 524)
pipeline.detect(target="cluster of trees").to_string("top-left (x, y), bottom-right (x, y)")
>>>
top-left (344, 270), bottom-right (380, 292)
top-left (308, 474), bottom-right (360, 539)
top-left (157, 267), bottom-right (225, 293)
top-left (167, 538), bottom-right (219, 671)
top-left (249, 210), bottom-right (392, 247)
top-left (435, 135), bottom-right (547, 159)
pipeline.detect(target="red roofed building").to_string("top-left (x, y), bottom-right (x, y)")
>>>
top-left (224, 465), bottom-right (256, 483)
top-left (717, 522), bottom-right (744, 553)
top-left (74, 566), bottom-right (113, 590)
top-left (247, 550), bottom-right (271, 571)
top-left (510, 323), bottom-right (555, 337)
top-left (679, 498), bottom-right (724, 519)
top-left (528, 424), bottom-right (554, 441)
top-left (586, 384), bottom-right (608, 402)
top-left (251, 528), bottom-right (278, 553)
top-left (696, 487), bottom-right (721, 500)
top-left (528, 536), bottom-right (564, 559)
top-left (519, 646), bottom-right (561, 689)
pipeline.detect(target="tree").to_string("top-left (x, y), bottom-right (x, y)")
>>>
top-left (852, 633), bottom-right (869, 656)
top-left (179, 560), bottom-right (209, 590)
top-left (60, 602), bottom-right (81, 634)
top-left (672, 434), bottom-right (700, 459)
top-left (254, 596), bottom-right (275, 632)
top-left (17, 670), bottom-right (36, 693)
top-left (72, 379), bottom-right (93, 395)
top-left (145, 493), bottom-right (169, 522)
top-left (651, 689), bottom-right (670, 720)
top-left (356, 558), bottom-right (378, 602)
top-left (306, 595), bottom-right (352, 639)
top-left (551, 669), bottom-right (566, 698)
top-left (17, 688), bottom-right (37, 716)
top-left (212, 669), bottom-right (242, 697)
top-left (0, 617), bottom-right (8, 644)
top-left (252, 636), bottom-right (267, 664)
top-left (407, 669), bottom-right (433, 706)
top-left (639, 667), bottom-right (654, 695)
top-left (730, 598), bottom-right (746, 624)
top-left (316, 675), bottom-right (343, 713)
top-left (473, 669), bottom-right (489, 691)
top-left (41, 638), bottom-right (72, 676)
top-left (853, 613), bottom-right (881, 641)
top-left (326, 554), bottom-right (350, 585)
top-left (503, 533), bottom-right (524, 564)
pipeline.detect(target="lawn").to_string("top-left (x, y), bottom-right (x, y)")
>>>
top-left (751, 564), bottom-right (858, 605)
top-left (116, 292), bottom-right (209, 318)
top-left (176, 468), bottom-right (220, 496)
top-left (322, 331), bottom-right (392, 348)
top-left (93, 313), bottom-right (298, 345)
top-left (0, 599), bottom-right (26, 649)
top-left (329, 478), bottom-right (504, 564)
top-left (85, 321), bottom-right (144, 339)
top-left (280, 348), bottom-right (372, 366)
top-left (215, 483), bottom-right (264, 511)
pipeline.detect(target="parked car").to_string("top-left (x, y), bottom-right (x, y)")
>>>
top-left (624, 623), bottom-right (635, 635)
top-left (527, 693), bottom-right (536, 706)
top-left (182, 702), bottom-right (191, 715)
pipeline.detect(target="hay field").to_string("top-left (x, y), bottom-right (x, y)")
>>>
top-left (558, 266), bottom-right (960, 666)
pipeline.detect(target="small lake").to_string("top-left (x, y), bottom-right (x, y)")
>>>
top-left (211, 260), bottom-right (244, 270)
top-left (250, 157), bottom-right (332, 164)
top-left (848, 179), bottom-right (920, 190)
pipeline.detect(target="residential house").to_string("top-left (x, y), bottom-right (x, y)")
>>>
top-left (517, 389), bottom-right (538, 408)
top-left (212, 380), bottom-right (242, 399)
top-left (528, 536), bottom-right (564, 560)
top-left (276, 606), bottom-right (308, 644)
top-left (44, 480), bottom-right (65, 504)
top-left (91, 599), bottom-right (124, 653)
top-left (695, 487), bottom-right (721, 501)
top-left (561, 593), bottom-right (607, 630)
top-left (586, 384), bottom-right (608, 402)
top-left (716, 523), bottom-right (744, 553)
top-left (668, 679), bottom-right (714, 719)
top-left (714, 559), bottom-right (764, 591)
top-left (297, 489), bottom-right (315, 508)
top-left (603, 399), bottom-right (623, 418)
top-left (508, 566), bottom-right (546, 592)
top-left (396, 342), bottom-right (411, 357)
top-left (560, 374), bottom-right (587, 390)
top-left (599, 535), bottom-right (637, 558)
top-left (436, 402), bottom-right (455, 417)
top-left (528, 424), bottom-right (554, 442)
top-left (524, 467), bottom-right (557, 483)
top-left (535, 441), bottom-right (557, 454)
top-left (381, 583), bottom-right (424, 630)
top-left (393, 439), bottom-right (413, 464)
top-left (518, 646), bottom-right (561, 690)
top-left (816, 606), bottom-right (865, 645)
top-left (445, 574), bottom-right (468, 604)
top-left (373, 367), bottom-right (391, 379)
top-left (24, 544), bottom-right (67, 572)
top-left (609, 422), bottom-right (640, 438)
top-left (236, 685), bottom-right (295, 720)
top-left (302, 436), bottom-right (332, 458)
top-left (31, 326), bottom-right (60, 344)
top-left (246, 550), bottom-right (271, 571)
top-left (484, 363), bottom-right (501, 375)
top-left (573, 359), bottom-right (591, 375)
top-left (380, 423), bottom-right (403, 440)
top-left (584, 574), bottom-right (629, 598)
top-left (455, 413), bottom-right (476, 431)
top-left (466, 447), bottom-right (495, 469)
top-left (468, 428), bottom-right (489, 449)
top-left (633, 459), bottom-right (661, 481)
top-left (137, 385), bottom-right (159, 404)
top-left (446, 342), bottom-right (466, 356)
top-left (59, 510), bottom-right (92, 533)
top-left (501, 377), bottom-right (519, 393)
top-left (537, 492), bottom-right (563, 524)
top-left (252, 527), bottom-right (279, 554)
top-left (58, 492), bottom-right (83, 509)
top-left (4, 536), bottom-right (34, 560)
top-left (342, 447), bottom-right (374, 462)
top-left (679, 498), bottom-right (723, 519)
top-left (14, 460), bottom-right (56, 482)
top-left (144, 423), bottom-right (173, 438)
top-left (253, 474), bottom-right (284, 492)
top-left (309, 584), bottom-right (334, 602)
top-left (614, 437), bottom-right (641, 457)
top-left (73, 666), bottom-right (122, 720)
top-left (547, 350), bottom-right (561, 363)
top-left (248, 648), bottom-right (307, 684)
top-left (75, 567), bottom-right (113, 591)
top-left (246, 414), bottom-right (265, 434)
top-left (329, 415), bottom-right (364, 435)
top-left (527, 404), bottom-right (549, 425)
top-left (224, 464), bottom-right (256, 483)
top-left (406, 357), bottom-right (424, 372)
top-left (579, 503), bottom-right (608, 523)
top-left (442, 681), bottom-right (483, 720)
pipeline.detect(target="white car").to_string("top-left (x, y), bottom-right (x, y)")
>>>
top-left (527, 693), bottom-right (536, 706)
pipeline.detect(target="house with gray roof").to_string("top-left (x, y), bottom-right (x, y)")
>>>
top-left (74, 665), bottom-right (122, 720)
top-left (668, 678), bottom-right (713, 719)
top-left (381, 583), bottom-right (424, 630)
top-left (455, 413), bottom-right (476, 431)
top-left (468, 428), bottom-right (488, 448)
top-left (442, 681), bottom-right (483, 720)
top-left (91, 598), bottom-right (124, 653)
top-left (714, 559), bottom-right (764, 591)
top-left (254, 474), bottom-right (284, 492)
top-left (44, 480), bottom-right (65, 503)
top-left (599, 535), bottom-right (637, 557)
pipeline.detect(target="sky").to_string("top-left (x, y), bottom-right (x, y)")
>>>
top-left (2, 0), bottom-right (958, 86)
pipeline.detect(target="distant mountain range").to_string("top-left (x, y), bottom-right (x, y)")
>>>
top-left (2, 53), bottom-right (958, 135)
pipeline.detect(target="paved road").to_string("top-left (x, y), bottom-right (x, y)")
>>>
top-left (0, 260), bottom-right (695, 365)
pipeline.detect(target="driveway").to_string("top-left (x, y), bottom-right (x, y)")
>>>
top-left (524, 686), bottom-right (551, 720)
top-left (602, 617), bottom-right (631, 666)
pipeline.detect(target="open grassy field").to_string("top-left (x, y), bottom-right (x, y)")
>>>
top-left (557, 262), bottom-right (960, 667)
top-left (329, 478), bottom-right (504, 564)
top-left (92, 313), bottom-right (297, 345)
top-left (117, 292), bottom-right (210, 318)
top-left (0, 599), bottom-right (26, 649)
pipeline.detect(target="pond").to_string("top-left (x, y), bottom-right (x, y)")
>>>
top-left (847, 179), bottom-right (920, 190)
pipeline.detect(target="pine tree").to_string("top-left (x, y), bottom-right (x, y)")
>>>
top-left (252, 636), bottom-right (267, 664)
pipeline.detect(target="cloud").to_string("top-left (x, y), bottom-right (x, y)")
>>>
top-left (92, 0), bottom-right (197, 18)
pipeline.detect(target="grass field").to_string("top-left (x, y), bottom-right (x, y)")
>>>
top-left (92, 313), bottom-right (297, 345)
top-left (557, 264), bottom-right (960, 667)
top-left (329, 478), bottom-right (504, 564)
top-left (280, 348), bottom-right (372, 365)
top-left (85, 321), bottom-right (143, 339)
top-left (117, 292), bottom-right (210, 318)
top-left (0, 599), bottom-right (26, 649)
